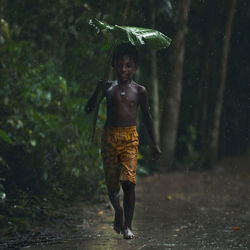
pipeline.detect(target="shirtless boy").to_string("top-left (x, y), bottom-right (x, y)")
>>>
top-left (85, 43), bottom-right (161, 239)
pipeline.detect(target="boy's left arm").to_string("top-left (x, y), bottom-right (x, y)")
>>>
top-left (139, 87), bottom-right (162, 160)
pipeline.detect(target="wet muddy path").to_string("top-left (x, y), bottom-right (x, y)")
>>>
top-left (1, 157), bottom-right (250, 249)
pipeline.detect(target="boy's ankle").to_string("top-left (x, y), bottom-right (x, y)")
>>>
top-left (123, 227), bottom-right (135, 239)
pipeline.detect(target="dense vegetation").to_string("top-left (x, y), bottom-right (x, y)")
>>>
top-left (0, 0), bottom-right (249, 233)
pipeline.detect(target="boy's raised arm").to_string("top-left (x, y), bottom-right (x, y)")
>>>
top-left (139, 87), bottom-right (162, 160)
top-left (85, 80), bottom-right (105, 114)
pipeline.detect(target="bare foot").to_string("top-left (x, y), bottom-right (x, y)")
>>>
top-left (123, 227), bottom-right (135, 239)
top-left (113, 210), bottom-right (123, 234)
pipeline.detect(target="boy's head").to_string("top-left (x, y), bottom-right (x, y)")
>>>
top-left (111, 43), bottom-right (139, 67)
top-left (112, 43), bottom-right (138, 83)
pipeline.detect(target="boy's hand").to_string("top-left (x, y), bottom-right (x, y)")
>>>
top-left (152, 145), bottom-right (162, 160)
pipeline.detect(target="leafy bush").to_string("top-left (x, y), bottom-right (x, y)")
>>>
top-left (0, 38), bottom-right (105, 233)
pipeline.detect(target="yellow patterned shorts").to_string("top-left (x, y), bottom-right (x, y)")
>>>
top-left (101, 126), bottom-right (139, 192)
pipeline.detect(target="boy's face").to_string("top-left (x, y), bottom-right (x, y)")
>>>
top-left (113, 55), bottom-right (137, 83)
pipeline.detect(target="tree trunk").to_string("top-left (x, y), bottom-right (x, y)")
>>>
top-left (198, 1), bottom-right (218, 153)
top-left (150, 7), bottom-right (160, 142)
top-left (150, 50), bottom-right (160, 142)
top-left (207, 0), bottom-right (237, 167)
top-left (160, 0), bottom-right (191, 169)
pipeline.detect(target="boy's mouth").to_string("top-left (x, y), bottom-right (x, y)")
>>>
top-left (121, 73), bottom-right (129, 79)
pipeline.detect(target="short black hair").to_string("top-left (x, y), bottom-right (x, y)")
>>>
top-left (111, 43), bottom-right (138, 67)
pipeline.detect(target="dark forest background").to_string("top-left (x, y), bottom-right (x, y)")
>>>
top-left (0, 0), bottom-right (249, 233)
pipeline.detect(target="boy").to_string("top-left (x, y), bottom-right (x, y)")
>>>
top-left (85, 43), bottom-right (161, 239)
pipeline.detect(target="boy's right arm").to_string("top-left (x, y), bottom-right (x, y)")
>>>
top-left (85, 80), bottom-right (105, 114)
top-left (139, 86), bottom-right (162, 160)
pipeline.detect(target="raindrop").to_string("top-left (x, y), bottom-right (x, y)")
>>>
top-left (163, 243), bottom-right (176, 247)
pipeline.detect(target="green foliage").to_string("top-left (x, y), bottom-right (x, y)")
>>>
top-left (0, 31), bottom-right (104, 233)
top-left (90, 18), bottom-right (172, 50)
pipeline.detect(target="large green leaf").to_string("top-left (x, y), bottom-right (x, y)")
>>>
top-left (89, 19), bottom-right (171, 50)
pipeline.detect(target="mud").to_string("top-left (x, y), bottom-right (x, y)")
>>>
top-left (1, 156), bottom-right (250, 249)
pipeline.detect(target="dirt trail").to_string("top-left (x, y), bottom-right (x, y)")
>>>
top-left (1, 156), bottom-right (250, 249)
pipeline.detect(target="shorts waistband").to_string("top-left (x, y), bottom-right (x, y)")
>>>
top-left (104, 126), bottom-right (137, 133)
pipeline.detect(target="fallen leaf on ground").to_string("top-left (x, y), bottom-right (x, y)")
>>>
top-left (167, 195), bottom-right (173, 200)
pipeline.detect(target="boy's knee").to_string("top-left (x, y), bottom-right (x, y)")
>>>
top-left (121, 180), bottom-right (135, 191)
top-left (108, 188), bottom-right (120, 202)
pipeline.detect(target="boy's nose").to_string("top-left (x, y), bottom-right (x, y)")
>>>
top-left (122, 65), bottom-right (127, 72)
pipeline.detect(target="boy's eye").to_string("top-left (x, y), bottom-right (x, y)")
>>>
top-left (115, 62), bottom-right (134, 69)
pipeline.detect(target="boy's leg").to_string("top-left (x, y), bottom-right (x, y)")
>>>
top-left (118, 127), bottom-right (138, 239)
top-left (108, 188), bottom-right (124, 234)
top-left (121, 180), bottom-right (136, 239)
top-left (101, 129), bottom-right (124, 234)
top-left (105, 171), bottom-right (124, 234)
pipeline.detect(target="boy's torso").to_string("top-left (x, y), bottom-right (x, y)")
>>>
top-left (104, 80), bottom-right (142, 128)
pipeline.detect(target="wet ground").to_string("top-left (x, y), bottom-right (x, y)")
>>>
top-left (1, 156), bottom-right (250, 249)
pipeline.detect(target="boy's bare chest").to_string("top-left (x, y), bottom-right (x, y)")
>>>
top-left (106, 84), bottom-right (139, 106)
